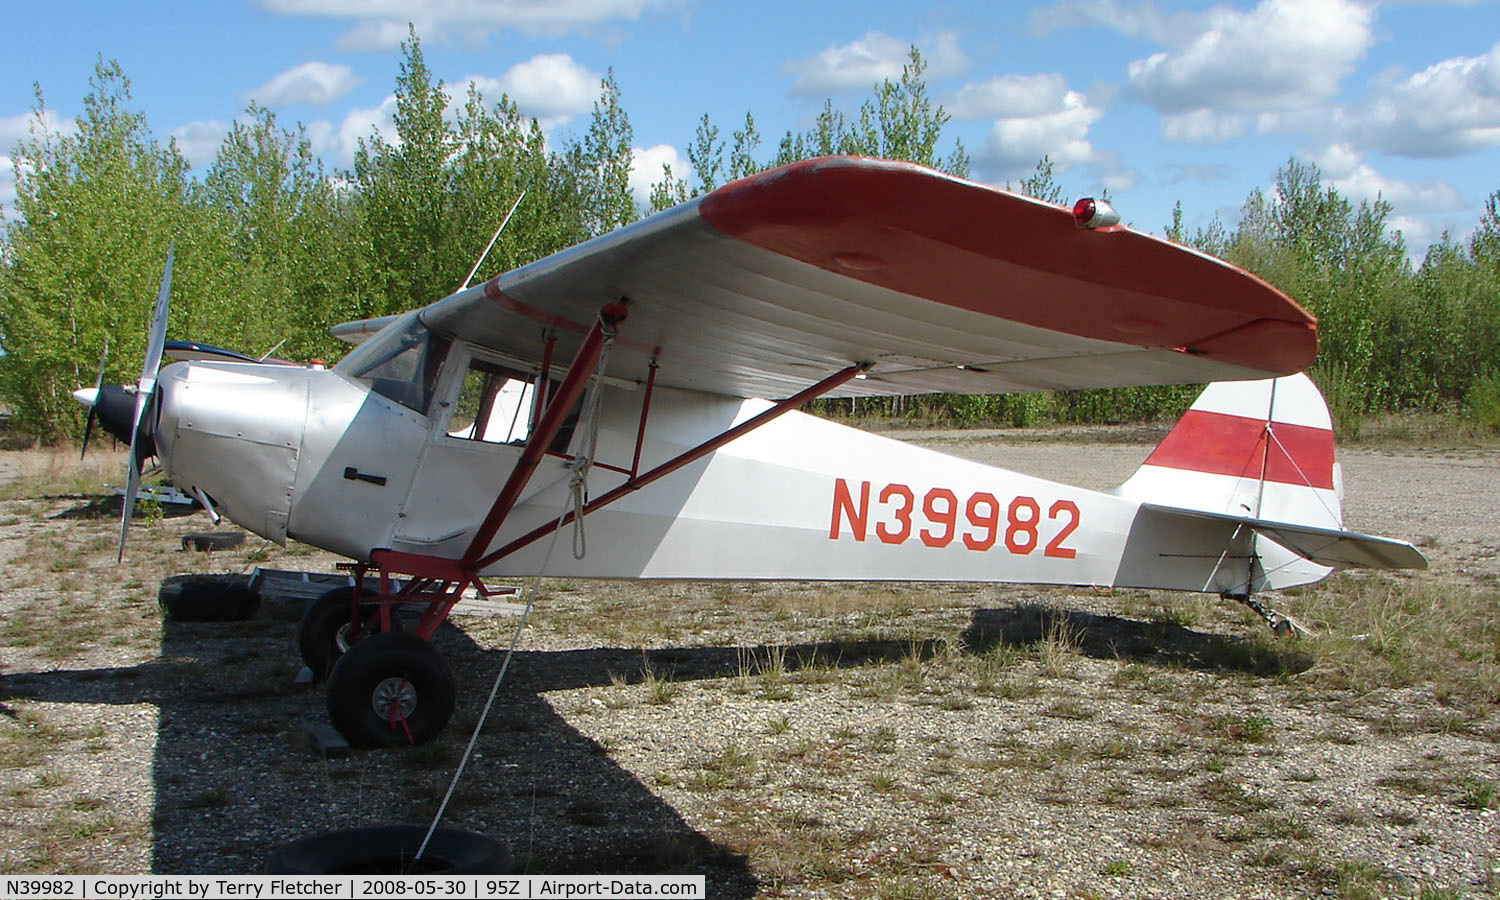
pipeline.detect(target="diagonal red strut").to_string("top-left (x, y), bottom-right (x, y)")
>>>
top-left (460, 301), bottom-right (627, 567)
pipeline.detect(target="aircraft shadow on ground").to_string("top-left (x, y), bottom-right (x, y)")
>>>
top-left (0, 583), bottom-right (1307, 884)
top-left (962, 606), bottom-right (1314, 676)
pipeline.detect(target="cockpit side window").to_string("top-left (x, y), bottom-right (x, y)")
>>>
top-left (448, 357), bottom-right (535, 444)
top-left (334, 312), bottom-right (450, 414)
top-left (441, 348), bottom-right (581, 453)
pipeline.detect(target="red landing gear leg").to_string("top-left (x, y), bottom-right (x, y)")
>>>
top-left (314, 558), bottom-right (481, 747)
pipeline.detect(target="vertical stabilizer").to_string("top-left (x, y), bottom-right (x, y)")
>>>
top-left (1114, 374), bottom-right (1343, 531)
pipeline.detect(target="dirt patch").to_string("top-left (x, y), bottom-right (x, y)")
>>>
top-left (0, 439), bottom-right (1495, 897)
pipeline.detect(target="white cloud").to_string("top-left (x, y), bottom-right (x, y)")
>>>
top-left (948, 73), bottom-right (1070, 120)
top-left (0, 155), bottom-right (16, 216)
top-left (490, 54), bottom-right (602, 127)
top-left (327, 54), bottom-right (602, 165)
top-left (335, 18), bottom-right (418, 51)
top-left (336, 96), bottom-right (399, 165)
top-left (785, 30), bottom-right (968, 95)
top-left (1030, 0), bottom-right (1198, 45)
top-left (1124, 0), bottom-right (1373, 115)
top-left (0, 109), bottom-right (77, 153)
top-left (629, 143), bottom-right (688, 206)
top-left (1334, 40), bottom-right (1500, 157)
top-left (958, 76), bottom-right (1105, 180)
top-left (170, 120), bottom-right (230, 168)
top-left (302, 120), bottom-right (340, 159)
top-left (247, 61), bottom-right (362, 108)
top-left (1160, 109), bottom-right (1247, 142)
top-left (1309, 143), bottom-right (1464, 214)
top-left (261, 0), bottom-right (681, 42)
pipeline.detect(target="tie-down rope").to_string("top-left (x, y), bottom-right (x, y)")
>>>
top-left (417, 328), bottom-right (616, 860)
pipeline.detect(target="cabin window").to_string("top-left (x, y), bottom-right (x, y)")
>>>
top-left (335, 312), bottom-right (450, 414)
top-left (443, 352), bottom-right (581, 453)
top-left (448, 358), bottom-right (535, 444)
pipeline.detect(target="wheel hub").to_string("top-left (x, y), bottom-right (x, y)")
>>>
top-left (371, 676), bottom-right (418, 719)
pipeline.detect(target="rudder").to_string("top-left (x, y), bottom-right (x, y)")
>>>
top-left (1114, 374), bottom-right (1343, 531)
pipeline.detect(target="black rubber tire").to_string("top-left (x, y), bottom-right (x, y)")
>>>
top-left (297, 586), bottom-right (392, 678)
top-left (157, 575), bottom-right (261, 622)
top-left (265, 824), bottom-right (511, 874)
top-left (180, 531), bottom-right (245, 552)
top-left (327, 631), bottom-right (456, 748)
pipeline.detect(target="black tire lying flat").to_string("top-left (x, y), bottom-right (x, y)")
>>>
top-left (297, 585), bottom-right (389, 678)
top-left (157, 574), bottom-right (261, 622)
top-left (327, 631), bottom-right (456, 747)
top-left (180, 531), bottom-right (245, 552)
top-left (265, 824), bottom-right (511, 874)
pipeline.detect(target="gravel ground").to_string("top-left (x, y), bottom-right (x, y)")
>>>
top-left (0, 435), bottom-right (1495, 898)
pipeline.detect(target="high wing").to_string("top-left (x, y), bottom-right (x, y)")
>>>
top-left (408, 156), bottom-right (1316, 400)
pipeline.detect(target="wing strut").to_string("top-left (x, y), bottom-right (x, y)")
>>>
top-left (354, 316), bottom-right (866, 683)
top-left (472, 360), bottom-right (869, 570)
top-left (461, 300), bottom-right (628, 568)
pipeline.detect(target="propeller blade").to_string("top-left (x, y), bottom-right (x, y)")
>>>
top-left (117, 457), bottom-right (142, 564)
top-left (139, 245), bottom-right (173, 389)
top-left (80, 410), bottom-right (97, 461)
top-left (119, 245), bottom-right (173, 564)
top-left (80, 339), bottom-right (108, 461)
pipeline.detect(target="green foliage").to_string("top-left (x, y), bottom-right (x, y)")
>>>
top-left (571, 68), bottom-right (637, 236)
top-left (1014, 155), bottom-right (1065, 205)
top-left (1468, 371), bottom-right (1500, 431)
top-left (771, 46), bottom-right (969, 178)
top-left (0, 59), bottom-right (190, 440)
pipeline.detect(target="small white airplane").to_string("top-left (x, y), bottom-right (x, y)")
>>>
top-left (75, 156), bottom-right (1425, 748)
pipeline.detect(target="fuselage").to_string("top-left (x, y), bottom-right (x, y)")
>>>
top-left (150, 314), bottom-right (1331, 597)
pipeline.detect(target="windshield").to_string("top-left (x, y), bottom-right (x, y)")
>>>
top-left (334, 311), bottom-right (450, 414)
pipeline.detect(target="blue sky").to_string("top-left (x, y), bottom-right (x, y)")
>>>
top-left (3, 0), bottom-right (1499, 261)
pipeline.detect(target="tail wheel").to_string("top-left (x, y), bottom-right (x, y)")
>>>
top-left (298, 586), bottom-right (394, 678)
top-left (326, 631), bottom-right (455, 748)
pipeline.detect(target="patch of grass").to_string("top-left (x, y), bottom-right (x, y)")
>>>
top-left (680, 743), bottom-right (757, 792)
top-left (1332, 857), bottom-right (1394, 900)
top-left (0, 451), bottom-right (120, 501)
top-left (1100, 859), bottom-right (1133, 877)
top-left (1038, 610), bottom-right (1082, 678)
top-left (868, 771), bottom-right (900, 793)
top-left (1296, 575), bottom-right (1500, 702)
top-left (642, 663), bottom-right (679, 706)
top-left (1199, 776), bottom-right (1275, 813)
top-left (1043, 698), bottom-right (1095, 720)
top-left (1458, 777), bottom-right (1496, 810)
top-left (1204, 714), bottom-right (1272, 743)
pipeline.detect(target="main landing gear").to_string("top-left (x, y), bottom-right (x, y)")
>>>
top-left (296, 578), bottom-right (461, 748)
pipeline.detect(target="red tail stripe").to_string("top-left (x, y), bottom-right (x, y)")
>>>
top-left (1144, 409), bottom-right (1335, 490)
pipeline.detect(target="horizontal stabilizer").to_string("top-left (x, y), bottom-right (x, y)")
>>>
top-left (1140, 503), bottom-right (1427, 570)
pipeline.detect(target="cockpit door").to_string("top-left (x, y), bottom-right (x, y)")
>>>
top-left (391, 346), bottom-right (569, 559)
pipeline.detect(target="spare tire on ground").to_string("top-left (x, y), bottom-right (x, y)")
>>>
top-left (180, 532), bottom-right (246, 552)
top-left (265, 825), bottom-right (512, 875)
top-left (157, 574), bottom-right (261, 622)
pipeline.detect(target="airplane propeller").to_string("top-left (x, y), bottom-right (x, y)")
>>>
top-left (117, 244), bottom-right (174, 563)
top-left (77, 339), bottom-right (108, 460)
